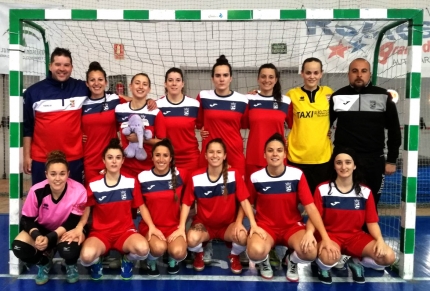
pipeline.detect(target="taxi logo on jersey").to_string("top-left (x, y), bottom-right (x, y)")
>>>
top-left (273, 102), bottom-right (278, 109)
top-left (230, 102), bottom-right (236, 111)
top-left (121, 190), bottom-right (127, 200)
top-left (354, 199), bottom-right (360, 209)
top-left (285, 182), bottom-right (292, 192)
top-left (184, 108), bottom-right (189, 116)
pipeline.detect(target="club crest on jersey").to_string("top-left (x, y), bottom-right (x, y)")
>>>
top-left (121, 190), bottom-right (127, 200)
top-left (168, 181), bottom-right (173, 189)
top-left (285, 182), bottom-right (292, 192)
top-left (230, 102), bottom-right (236, 111)
top-left (220, 185), bottom-right (225, 193)
top-left (370, 101), bottom-right (376, 109)
top-left (184, 108), bottom-right (189, 116)
top-left (103, 103), bottom-right (109, 111)
top-left (354, 199), bottom-right (360, 209)
top-left (70, 99), bottom-right (75, 107)
top-left (273, 102), bottom-right (278, 109)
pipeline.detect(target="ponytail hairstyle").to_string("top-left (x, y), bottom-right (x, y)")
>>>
top-left (264, 132), bottom-right (287, 153)
top-left (102, 138), bottom-right (124, 159)
top-left (152, 138), bottom-right (178, 201)
top-left (327, 147), bottom-right (365, 196)
top-left (206, 138), bottom-right (228, 196)
top-left (164, 67), bottom-right (184, 95)
top-left (86, 61), bottom-right (107, 81)
top-left (301, 57), bottom-right (323, 73)
top-left (211, 55), bottom-right (232, 78)
top-left (45, 150), bottom-right (69, 171)
top-left (258, 63), bottom-right (282, 104)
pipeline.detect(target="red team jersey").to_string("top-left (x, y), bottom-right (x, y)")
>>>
top-left (196, 90), bottom-right (248, 176)
top-left (156, 96), bottom-right (200, 172)
top-left (313, 182), bottom-right (379, 234)
top-left (86, 174), bottom-right (144, 234)
top-left (115, 102), bottom-right (167, 176)
top-left (82, 93), bottom-right (125, 182)
top-left (244, 93), bottom-right (291, 167)
top-left (138, 167), bottom-right (187, 235)
top-left (182, 168), bottom-right (249, 228)
top-left (248, 167), bottom-right (314, 230)
top-left (22, 178), bottom-right (87, 231)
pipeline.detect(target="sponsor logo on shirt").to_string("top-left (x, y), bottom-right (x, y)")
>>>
top-left (253, 103), bottom-right (262, 107)
top-left (204, 190), bottom-right (212, 196)
top-left (121, 190), bottom-right (127, 200)
top-left (354, 199), bottom-right (360, 209)
top-left (42, 203), bottom-right (49, 210)
top-left (285, 182), bottom-right (292, 192)
top-left (184, 108), bottom-right (189, 116)
top-left (84, 108), bottom-right (92, 113)
top-left (330, 201), bottom-right (340, 206)
top-left (98, 196), bottom-right (107, 201)
top-left (262, 186), bottom-right (271, 192)
top-left (163, 111), bottom-right (171, 115)
top-left (343, 101), bottom-right (350, 105)
top-left (230, 102), bottom-right (236, 111)
top-left (147, 185), bottom-right (155, 190)
top-left (209, 103), bottom-right (218, 107)
top-left (121, 117), bottom-right (128, 121)
top-left (299, 96), bottom-right (305, 101)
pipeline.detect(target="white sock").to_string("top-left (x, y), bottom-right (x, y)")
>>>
top-left (315, 258), bottom-right (337, 271)
top-left (80, 257), bottom-right (100, 267)
top-left (231, 243), bottom-right (246, 255)
top-left (246, 252), bottom-right (268, 264)
top-left (290, 251), bottom-right (313, 264)
top-left (127, 252), bottom-right (148, 261)
top-left (355, 257), bottom-right (388, 269)
top-left (188, 243), bottom-right (203, 253)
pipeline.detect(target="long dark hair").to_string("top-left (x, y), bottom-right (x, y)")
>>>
top-left (164, 67), bottom-right (184, 95)
top-left (206, 138), bottom-right (228, 196)
top-left (327, 147), bottom-right (364, 196)
top-left (258, 63), bottom-right (282, 104)
top-left (152, 138), bottom-right (178, 201)
top-left (211, 55), bottom-right (232, 77)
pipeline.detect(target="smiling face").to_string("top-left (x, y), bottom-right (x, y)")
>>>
top-left (212, 65), bottom-right (232, 95)
top-left (103, 149), bottom-right (124, 175)
top-left (45, 162), bottom-right (69, 195)
top-left (165, 72), bottom-right (184, 98)
top-left (334, 153), bottom-right (356, 179)
top-left (301, 61), bottom-right (323, 91)
top-left (129, 74), bottom-right (151, 99)
top-left (49, 55), bottom-right (73, 82)
top-left (205, 141), bottom-right (226, 169)
top-left (86, 70), bottom-right (107, 98)
top-left (152, 145), bottom-right (172, 175)
top-left (258, 68), bottom-right (277, 96)
top-left (264, 140), bottom-right (286, 168)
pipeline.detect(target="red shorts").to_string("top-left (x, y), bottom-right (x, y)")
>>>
top-left (259, 222), bottom-right (306, 246)
top-left (191, 222), bottom-right (229, 241)
top-left (138, 223), bottom-right (177, 239)
top-left (316, 231), bottom-right (374, 258)
top-left (88, 229), bottom-right (138, 255)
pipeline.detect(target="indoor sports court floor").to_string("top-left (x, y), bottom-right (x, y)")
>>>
top-left (0, 195), bottom-right (429, 291)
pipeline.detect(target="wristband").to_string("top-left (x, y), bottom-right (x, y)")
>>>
top-left (30, 229), bottom-right (41, 241)
top-left (46, 231), bottom-right (59, 249)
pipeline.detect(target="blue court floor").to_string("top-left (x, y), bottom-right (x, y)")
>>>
top-left (0, 214), bottom-right (429, 291)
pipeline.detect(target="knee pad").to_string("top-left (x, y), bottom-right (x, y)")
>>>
top-left (12, 240), bottom-right (42, 264)
top-left (57, 241), bottom-right (81, 264)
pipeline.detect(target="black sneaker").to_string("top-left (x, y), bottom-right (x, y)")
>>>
top-left (317, 267), bottom-right (332, 284)
top-left (146, 260), bottom-right (160, 277)
top-left (167, 257), bottom-right (180, 275)
top-left (347, 259), bottom-right (365, 283)
top-left (184, 251), bottom-right (193, 265)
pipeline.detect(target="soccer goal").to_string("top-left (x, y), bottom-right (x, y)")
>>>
top-left (8, 8), bottom-right (423, 279)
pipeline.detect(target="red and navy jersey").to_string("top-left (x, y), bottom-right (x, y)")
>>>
top-left (249, 166), bottom-right (313, 230)
top-left (196, 90), bottom-right (248, 176)
top-left (138, 167), bottom-right (187, 230)
top-left (182, 168), bottom-right (249, 228)
top-left (115, 102), bottom-right (167, 174)
top-left (86, 174), bottom-right (143, 233)
top-left (244, 93), bottom-right (290, 167)
top-left (22, 178), bottom-right (87, 231)
top-left (156, 96), bottom-right (200, 171)
top-left (23, 75), bottom-right (88, 162)
top-left (82, 93), bottom-right (125, 181)
top-left (314, 182), bottom-right (379, 234)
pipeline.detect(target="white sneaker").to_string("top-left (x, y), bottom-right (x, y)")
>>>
top-left (203, 242), bottom-right (213, 264)
top-left (286, 255), bottom-right (299, 282)
top-left (333, 255), bottom-right (350, 269)
top-left (259, 257), bottom-right (273, 279)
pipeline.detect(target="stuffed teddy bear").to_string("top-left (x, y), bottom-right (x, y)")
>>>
top-left (122, 114), bottom-right (152, 160)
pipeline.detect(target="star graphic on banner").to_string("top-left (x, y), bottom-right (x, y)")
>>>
top-left (350, 41), bottom-right (367, 53)
top-left (328, 42), bottom-right (350, 59)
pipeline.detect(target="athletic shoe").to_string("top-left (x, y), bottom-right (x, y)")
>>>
top-left (228, 254), bottom-right (242, 274)
top-left (334, 255), bottom-right (351, 269)
top-left (35, 259), bottom-right (53, 285)
top-left (348, 259), bottom-right (365, 283)
top-left (317, 267), bottom-right (332, 284)
top-left (167, 257), bottom-right (180, 275)
top-left (146, 259), bottom-right (160, 277)
top-left (285, 254), bottom-right (299, 282)
top-left (90, 258), bottom-right (103, 280)
top-left (269, 249), bottom-right (280, 267)
top-left (259, 257), bottom-right (273, 279)
top-left (239, 252), bottom-right (249, 266)
top-left (193, 252), bottom-right (205, 271)
top-left (203, 242), bottom-right (213, 264)
top-left (184, 251), bottom-right (194, 265)
top-left (65, 264), bottom-right (79, 284)
top-left (120, 256), bottom-right (134, 280)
